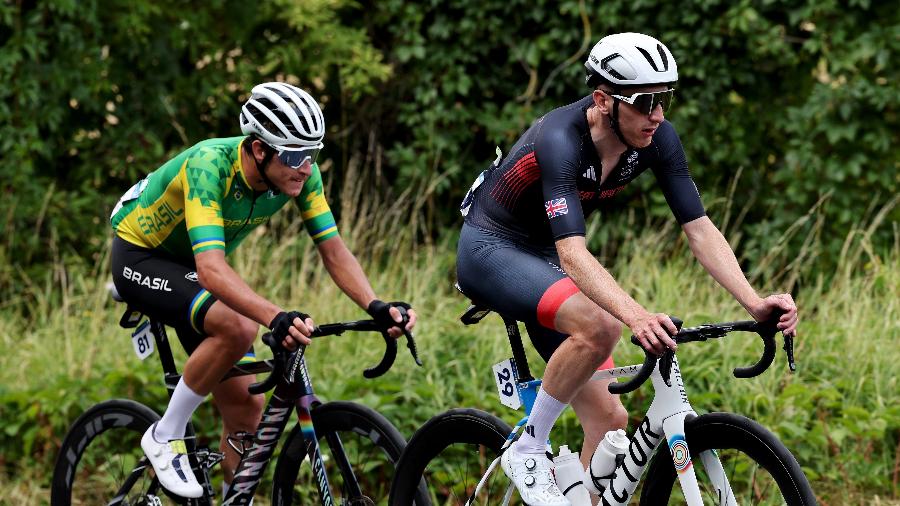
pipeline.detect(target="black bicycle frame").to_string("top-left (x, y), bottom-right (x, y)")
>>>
top-left (119, 314), bottom-right (403, 506)
top-left (222, 350), bottom-right (340, 505)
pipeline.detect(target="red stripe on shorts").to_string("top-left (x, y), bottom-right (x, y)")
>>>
top-left (536, 278), bottom-right (580, 329)
top-left (598, 355), bottom-right (615, 370)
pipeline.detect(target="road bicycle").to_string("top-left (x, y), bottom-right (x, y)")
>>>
top-left (52, 294), bottom-right (428, 505)
top-left (389, 295), bottom-right (816, 505)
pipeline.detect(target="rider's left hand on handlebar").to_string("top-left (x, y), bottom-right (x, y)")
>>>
top-left (367, 299), bottom-right (416, 338)
top-left (752, 294), bottom-right (798, 337)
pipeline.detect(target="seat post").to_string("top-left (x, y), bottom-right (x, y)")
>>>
top-left (149, 320), bottom-right (182, 394)
top-left (502, 316), bottom-right (534, 382)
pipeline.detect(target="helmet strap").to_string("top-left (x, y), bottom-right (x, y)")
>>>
top-left (254, 148), bottom-right (280, 194)
top-left (608, 99), bottom-right (634, 148)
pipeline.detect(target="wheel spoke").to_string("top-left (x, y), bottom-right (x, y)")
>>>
top-left (638, 413), bottom-right (813, 506)
top-left (279, 402), bottom-right (410, 505)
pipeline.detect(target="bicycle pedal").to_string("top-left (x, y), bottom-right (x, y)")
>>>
top-left (137, 494), bottom-right (162, 506)
top-left (196, 448), bottom-right (225, 468)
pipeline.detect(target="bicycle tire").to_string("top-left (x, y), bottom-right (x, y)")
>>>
top-left (51, 398), bottom-right (192, 505)
top-left (272, 400), bottom-right (428, 505)
top-left (389, 408), bottom-right (514, 506)
top-left (639, 412), bottom-right (817, 505)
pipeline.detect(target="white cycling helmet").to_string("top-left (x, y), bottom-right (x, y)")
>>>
top-left (585, 32), bottom-right (678, 89)
top-left (239, 82), bottom-right (324, 148)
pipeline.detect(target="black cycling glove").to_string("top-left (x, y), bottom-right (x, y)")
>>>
top-left (366, 299), bottom-right (412, 331)
top-left (269, 311), bottom-right (311, 342)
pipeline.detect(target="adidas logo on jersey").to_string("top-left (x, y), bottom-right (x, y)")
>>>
top-left (582, 165), bottom-right (597, 181)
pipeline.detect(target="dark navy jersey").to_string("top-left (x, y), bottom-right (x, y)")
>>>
top-left (462, 95), bottom-right (706, 245)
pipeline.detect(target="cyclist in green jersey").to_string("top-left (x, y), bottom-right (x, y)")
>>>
top-left (110, 82), bottom-right (416, 498)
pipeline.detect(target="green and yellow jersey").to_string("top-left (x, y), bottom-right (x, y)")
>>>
top-left (110, 136), bottom-right (338, 258)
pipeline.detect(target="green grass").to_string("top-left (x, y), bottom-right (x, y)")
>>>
top-left (1, 178), bottom-right (898, 504)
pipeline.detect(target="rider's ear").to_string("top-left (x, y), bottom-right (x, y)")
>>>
top-left (593, 89), bottom-right (611, 115)
top-left (252, 140), bottom-right (268, 163)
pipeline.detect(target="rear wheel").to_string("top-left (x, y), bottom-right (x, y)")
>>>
top-left (389, 408), bottom-right (514, 505)
top-left (273, 401), bottom-right (428, 505)
top-left (51, 399), bottom-right (192, 505)
top-left (639, 412), bottom-right (817, 505)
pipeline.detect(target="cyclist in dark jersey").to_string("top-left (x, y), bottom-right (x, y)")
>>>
top-left (110, 82), bottom-right (417, 499)
top-left (457, 33), bottom-right (798, 505)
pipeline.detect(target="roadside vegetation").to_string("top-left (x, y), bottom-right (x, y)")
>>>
top-left (1, 173), bottom-right (897, 504)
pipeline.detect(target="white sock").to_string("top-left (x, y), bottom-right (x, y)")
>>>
top-left (514, 388), bottom-right (567, 454)
top-left (153, 377), bottom-right (205, 441)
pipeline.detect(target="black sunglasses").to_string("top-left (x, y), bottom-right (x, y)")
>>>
top-left (274, 143), bottom-right (323, 169)
top-left (609, 89), bottom-right (675, 116)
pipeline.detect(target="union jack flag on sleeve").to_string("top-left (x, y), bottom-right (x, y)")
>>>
top-left (545, 198), bottom-right (569, 219)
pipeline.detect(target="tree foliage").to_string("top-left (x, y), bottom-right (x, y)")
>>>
top-left (0, 0), bottom-right (390, 300)
top-left (363, 0), bottom-right (898, 267)
top-left (1, 0), bottom-right (897, 305)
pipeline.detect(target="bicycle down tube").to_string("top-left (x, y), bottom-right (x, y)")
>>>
top-left (223, 341), bottom-right (357, 505)
top-left (588, 357), bottom-right (720, 506)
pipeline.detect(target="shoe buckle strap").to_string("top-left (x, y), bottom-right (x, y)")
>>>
top-left (169, 440), bottom-right (188, 454)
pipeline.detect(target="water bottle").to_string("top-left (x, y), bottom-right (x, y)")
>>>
top-left (583, 429), bottom-right (629, 495)
top-left (552, 445), bottom-right (592, 506)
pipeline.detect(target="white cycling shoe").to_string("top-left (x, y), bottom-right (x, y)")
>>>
top-left (500, 448), bottom-right (571, 506)
top-left (141, 423), bottom-right (203, 498)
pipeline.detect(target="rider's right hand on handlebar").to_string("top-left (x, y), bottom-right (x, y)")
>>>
top-left (750, 294), bottom-right (798, 337)
top-left (629, 312), bottom-right (678, 355)
top-left (269, 311), bottom-right (315, 350)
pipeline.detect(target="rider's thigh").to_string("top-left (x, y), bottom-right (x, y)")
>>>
top-left (212, 375), bottom-right (265, 430)
top-left (202, 301), bottom-right (259, 355)
top-left (554, 294), bottom-right (623, 346)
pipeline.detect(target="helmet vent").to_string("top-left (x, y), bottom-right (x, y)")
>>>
top-left (635, 46), bottom-right (664, 72)
top-left (601, 53), bottom-right (629, 80)
top-left (657, 44), bottom-right (669, 70)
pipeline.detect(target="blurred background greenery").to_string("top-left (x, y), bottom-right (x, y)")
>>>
top-left (0, 0), bottom-right (898, 504)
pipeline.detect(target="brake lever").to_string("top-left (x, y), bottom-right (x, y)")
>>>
top-left (783, 332), bottom-right (796, 372)
top-left (659, 349), bottom-right (675, 387)
top-left (391, 306), bottom-right (422, 366)
top-left (404, 329), bottom-right (423, 366)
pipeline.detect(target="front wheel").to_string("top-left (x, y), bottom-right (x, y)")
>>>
top-left (639, 412), bottom-right (817, 505)
top-left (272, 400), bottom-right (428, 505)
top-left (51, 399), bottom-right (186, 505)
top-left (389, 408), bottom-right (514, 506)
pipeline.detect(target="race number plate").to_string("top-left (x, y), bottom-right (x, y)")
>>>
top-left (131, 320), bottom-right (155, 360)
top-left (110, 178), bottom-right (148, 219)
top-left (460, 146), bottom-right (503, 217)
top-left (492, 358), bottom-right (521, 410)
